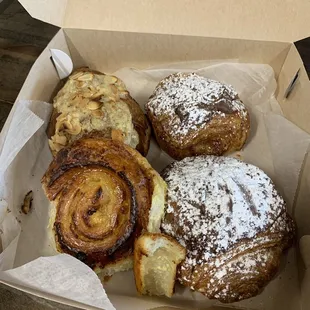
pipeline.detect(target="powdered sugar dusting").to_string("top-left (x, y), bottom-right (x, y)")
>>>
top-left (146, 73), bottom-right (248, 141)
top-left (161, 155), bottom-right (294, 302)
top-left (162, 156), bottom-right (284, 256)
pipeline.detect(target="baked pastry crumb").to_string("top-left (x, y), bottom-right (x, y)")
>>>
top-left (134, 232), bottom-right (186, 297)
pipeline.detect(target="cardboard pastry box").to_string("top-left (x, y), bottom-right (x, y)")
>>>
top-left (1, 1), bottom-right (310, 309)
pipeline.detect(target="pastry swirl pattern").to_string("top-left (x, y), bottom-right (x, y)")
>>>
top-left (42, 133), bottom-right (164, 269)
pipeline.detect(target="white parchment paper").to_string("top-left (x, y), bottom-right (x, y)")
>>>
top-left (1, 254), bottom-right (115, 310)
top-left (0, 62), bottom-right (309, 310)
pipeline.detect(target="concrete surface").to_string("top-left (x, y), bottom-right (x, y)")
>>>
top-left (0, 283), bottom-right (80, 310)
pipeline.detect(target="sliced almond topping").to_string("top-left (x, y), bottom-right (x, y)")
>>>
top-left (55, 119), bottom-right (67, 133)
top-left (54, 143), bottom-right (63, 152)
top-left (66, 120), bottom-right (82, 135)
top-left (92, 88), bottom-right (105, 99)
top-left (104, 75), bottom-right (118, 84)
top-left (118, 86), bottom-right (126, 92)
top-left (110, 85), bottom-right (118, 95)
top-left (114, 93), bottom-right (120, 102)
top-left (92, 110), bottom-right (104, 118)
top-left (82, 91), bottom-right (93, 98)
top-left (108, 95), bottom-right (117, 103)
top-left (60, 120), bottom-right (73, 131)
top-left (117, 80), bottom-right (126, 89)
top-left (48, 139), bottom-right (55, 150)
top-left (88, 85), bottom-right (96, 93)
top-left (49, 139), bottom-right (63, 152)
top-left (54, 134), bottom-right (67, 145)
top-left (67, 93), bottom-right (77, 101)
top-left (69, 71), bottom-right (84, 80)
top-left (80, 98), bottom-right (90, 107)
top-left (55, 115), bottom-right (82, 135)
top-left (111, 129), bottom-right (125, 143)
top-left (87, 101), bottom-right (102, 110)
top-left (77, 73), bottom-right (94, 81)
top-left (64, 122), bottom-right (73, 131)
top-left (120, 91), bottom-right (129, 99)
top-left (56, 113), bottom-right (68, 123)
top-left (71, 112), bottom-right (81, 118)
top-left (71, 94), bottom-right (82, 102)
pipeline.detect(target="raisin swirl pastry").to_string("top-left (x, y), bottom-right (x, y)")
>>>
top-left (146, 73), bottom-right (250, 160)
top-left (48, 68), bottom-right (150, 156)
top-left (161, 156), bottom-right (295, 303)
top-left (42, 133), bottom-right (166, 276)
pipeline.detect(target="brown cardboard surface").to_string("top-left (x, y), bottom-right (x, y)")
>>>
top-left (64, 28), bottom-right (291, 78)
top-left (1, 4), bottom-right (310, 309)
top-left (18, 0), bottom-right (66, 27)
top-left (276, 44), bottom-right (310, 134)
top-left (294, 145), bottom-right (310, 244)
top-left (18, 0), bottom-right (310, 42)
top-left (300, 236), bottom-right (310, 309)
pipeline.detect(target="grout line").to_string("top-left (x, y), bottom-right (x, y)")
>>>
top-left (0, 99), bottom-right (14, 105)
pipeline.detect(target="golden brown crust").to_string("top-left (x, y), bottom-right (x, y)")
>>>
top-left (161, 156), bottom-right (295, 302)
top-left (148, 112), bottom-right (250, 160)
top-left (125, 95), bottom-right (151, 156)
top-left (48, 68), bottom-right (150, 156)
top-left (42, 133), bottom-right (158, 270)
top-left (179, 239), bottom-right (290, 303)
top-left (146, 73), bottom-right (250, 160)
top-left (46, 108), bottom-right (60, 140)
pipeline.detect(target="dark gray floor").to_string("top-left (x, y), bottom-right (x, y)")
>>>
top-left (0, 1), bottom-right (71, 309)
top-left (0, 0), bottom-right (58, 131)
top-left (0, 100), bottom-right (12, 129)
top-left (0, 283), bottom-right (80, 310)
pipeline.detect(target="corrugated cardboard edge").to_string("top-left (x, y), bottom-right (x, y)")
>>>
top-left (19, 0), bottom-right (310, 42)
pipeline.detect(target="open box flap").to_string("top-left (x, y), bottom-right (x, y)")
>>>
top-left (19, 0), bottom-right (310, 42)
top-left (18, 0), bottom-right (67, 27)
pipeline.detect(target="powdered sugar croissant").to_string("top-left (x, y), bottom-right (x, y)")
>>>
top-left (161, 155), bottom-right (295, 303)
top-left (146, 73), bottom-right (250, 160)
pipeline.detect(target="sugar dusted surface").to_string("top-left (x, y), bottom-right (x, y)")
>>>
top-left (161, 155), bottom-right (294, 301)
top-left (146, 73), bottom-right (248, 142)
